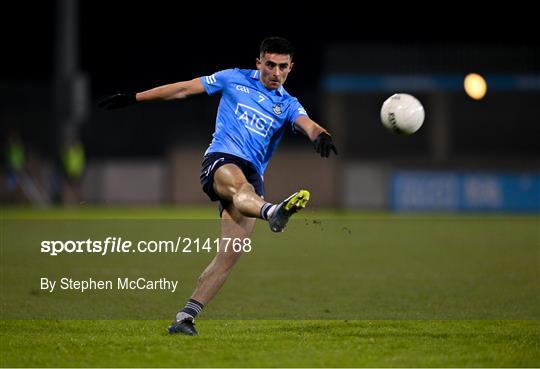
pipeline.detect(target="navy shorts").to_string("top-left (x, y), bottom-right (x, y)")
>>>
top-left (200, 152), bottom-right (265, 214)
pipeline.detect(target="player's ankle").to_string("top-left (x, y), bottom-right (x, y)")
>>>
top-left (260, 203), bottom-right (276, 220)
top-left (177, 298), bottom-right (204, 321)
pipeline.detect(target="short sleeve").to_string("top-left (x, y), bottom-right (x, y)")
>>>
top-left (287, 98), bottom-right (309, 128)
top-left (200, 69), bottom-right (236, 95)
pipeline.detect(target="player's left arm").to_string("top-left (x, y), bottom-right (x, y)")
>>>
top-left (294, 116), bottom-right (338, 158)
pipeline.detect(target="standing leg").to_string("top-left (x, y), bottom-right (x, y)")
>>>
top-left (168, 166), bottom-right (256, 335)
top-left (190, 205), bottom-right (255, 305)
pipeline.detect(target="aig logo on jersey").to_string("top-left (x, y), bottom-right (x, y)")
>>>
top-left (235, 103), bottom-right (274, 138)
top-left (272, 103), bottom-right (283, 115)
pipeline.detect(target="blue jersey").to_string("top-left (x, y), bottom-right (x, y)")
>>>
top-left (201, 68), bottom-right (308, 176)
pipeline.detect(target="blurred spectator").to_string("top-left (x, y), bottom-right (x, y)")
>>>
top-left (4, 130), bottom-right (25, 193)
top-left (61, 137), bottom-right (86, 204)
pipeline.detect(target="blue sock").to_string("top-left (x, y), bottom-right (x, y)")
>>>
top-left (260, 203), bottom-right (276, 220)
top-left (181, 299), bottom-right (204, 319)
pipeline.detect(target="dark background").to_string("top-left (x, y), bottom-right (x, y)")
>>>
top-left (6, 3), bottom-right (538, 84)
top-left (2, 2), bottom-right (539, 159)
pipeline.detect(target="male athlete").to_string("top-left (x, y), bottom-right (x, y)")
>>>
top-left (99, 37), bottom-right (337, 335)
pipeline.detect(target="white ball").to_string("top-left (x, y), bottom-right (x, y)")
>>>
top-left (380, 93), bottom-right (425, 135)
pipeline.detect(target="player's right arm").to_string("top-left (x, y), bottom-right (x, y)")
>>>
top-left (136, 78), bottom-right (205, 102)
top-left (98, 78), bottom-right (205, 110)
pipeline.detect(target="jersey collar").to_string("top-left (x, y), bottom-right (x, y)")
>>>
top-left (251, 70), bottom-right (284, 96)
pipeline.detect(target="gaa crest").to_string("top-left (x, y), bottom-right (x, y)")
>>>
top-left (272, 103), bottom-right (283, 115)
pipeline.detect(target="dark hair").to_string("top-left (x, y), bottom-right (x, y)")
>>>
top-left (259, 37), bottom-right (295, 58)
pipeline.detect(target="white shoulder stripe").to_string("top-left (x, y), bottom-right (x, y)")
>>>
top-left (205, 74), bottom-right (217, 84)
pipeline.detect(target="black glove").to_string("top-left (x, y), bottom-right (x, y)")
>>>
top-left (98, 92), bottom-right (137, 110)
top-left (313, 132), bottom-right (338, 158)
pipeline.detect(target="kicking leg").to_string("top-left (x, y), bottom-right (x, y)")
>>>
top-left (212, 163), bottom-right (265, 218)
top-left (212, 164), bottom-right (310, 230)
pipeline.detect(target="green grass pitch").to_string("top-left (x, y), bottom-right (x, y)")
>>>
top-left (1, 206), bottom-right (539, 367)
